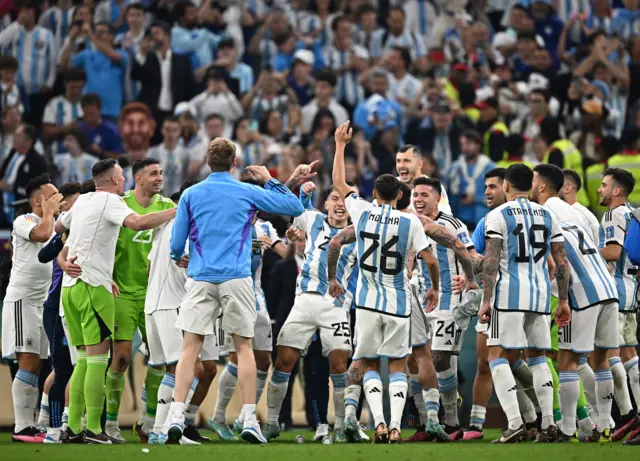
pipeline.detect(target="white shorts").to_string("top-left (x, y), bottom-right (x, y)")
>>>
top-left (487, 309), bottom-right (551, 350)
top-left (60, 315), bottom-right (77, 366)
top-left (558, 302), bottom-right (619, 353)
top-left (277, 292), bottom-right (352, 357)
top-left (219, 310), bottom-right (273, 356)
top-left (2, 299), bottom-right (49, 359)
top-left (200, 334), bottom-right (220, 362)
top-left (410, 288), bottom-right (431, 348)
top-left (475, 320), bottom-right (489, 336)
top-left (177, 278), bottom-right (256, 338)
top-left (619, 311), bottom-right (638, 347)
top-left (353, 308), bottom-right (411, 360)
top-left (429, 309), bottom-right (465, 353)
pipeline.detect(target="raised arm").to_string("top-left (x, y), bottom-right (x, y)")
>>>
top-left (332, 121), bottom-right (353, 198)
top-left (30, 193), bottom-right (64, 243)
top-left (246, 165), bottom-right (305, 217)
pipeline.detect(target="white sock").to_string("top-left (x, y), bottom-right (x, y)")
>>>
top-left (363, 371), bottom-right (385, 428)
top-left (256, 370), bottom-right (268, 404)
top-left (470, 404), bottom-right (486, 430)
top-left (609, 357), bottom-right (633, 414)
top-left (527, 356), bottom-right (554, 429)
top-left (62, 407), bottom-right (69, 431)
top-left (185, 378), bottom-right (198, 406)
top-left (410, 374), bottom-right (427, 425)
top-left (516, 385), bottom-right (537, 424)
top-left (436, 368), bottom-right (459, 427)
top-left (267, 371), bottom-right (290, 425)
top-left (450, 355), bottom-right (458, 380)
top-left (490, 358), bottom-right (522, 431)
top-left (345, 384), bottom-right (361, 419)
top-left (167, 401), bottom-right (186, 426)
top-left (594, 368), bottom-right (614, 433)
top-left (423, 388), bottom-right (440, 423)
top-left (38, 392), bottom-right (50, 428)
top-left (512, 359), bottom-right (539, 410)
top-left (185, 404), bottom-right (199, 427)
top-left (558, 371), bottom-right (580, 436)
top-left (388, 372), bottom-right (407, 432)
top-left (242, 404), bottom-right (257, 424)
top-left (578, 356), bottom-right (598, 421)
top-left (153, 372), bottom-right (174, 434)
top-left (213, 363), bottom-right (238, 424)
top-left (331, 373), bottom-right (347, 430)
top-left (624, 358), bottom-right (640, 413)
top-left (138, 384), bottom-right (147, 423)
top-left (13, 369), bottom-right (39, 432)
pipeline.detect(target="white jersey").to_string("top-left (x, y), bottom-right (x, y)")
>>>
top-left (5, 214), bottom-right (53, 305)
top-left (345, 194), bottom-right (429, 318)
top-left (599, 204), bottom-right (639, 312)
top-left (252, 220), bottom-right (280, 312)
top-left (293, 210), bottom-right (357, 302)
top-left (145, 219), bottom-right (187, 314)
top-left (433, 212), bottom-right (474, 311)
top-left (572, 201), bottom-right (601, 247)
top-left (60, 191), bottom-right (135, 292)
top-left (485, 197), bottom-right (563, 314)
top-left (558, 221), bottom-right (618, 310)
top-left (413, 245), bottom-right (433, 305)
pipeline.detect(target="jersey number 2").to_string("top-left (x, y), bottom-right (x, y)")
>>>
top-left (359, 231), bottom-right (402, 275)
top-left (132, 230), bottom-right (153, 243)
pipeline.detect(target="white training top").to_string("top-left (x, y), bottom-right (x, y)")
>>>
top-left (5, 213), bottom-right (53, 305)
top-left (60, 191), bottom-right (134, 292)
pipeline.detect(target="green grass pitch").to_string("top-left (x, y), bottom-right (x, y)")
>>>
top-left (0, 429), bottom-right (634, 461)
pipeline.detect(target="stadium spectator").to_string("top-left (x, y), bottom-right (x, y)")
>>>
top-left (0, 56), bottom-right (23, 115)
top-left (78, 93), bottom-right (123, 158)
top-left (214, 37), bottom-right (254, 96)
top-left (53, 127), bottom-right (99, 185)
top-left (301, 70), bottom-right (348, 134)
top-left (38, 0), bottom-right (75, 49)
top-left (148, 115), bottom-right (190, 196)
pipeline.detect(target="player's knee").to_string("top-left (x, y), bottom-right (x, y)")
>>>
top-left (201, 360), bottom-right (217, 382)
top-left (477, 357), bottom-right (491, 376)
top-left (17, 353), bottom-right (40, 374)
top-left (431, 350), bottom-right (450, 372)
top-left (194, 360), bottom-right (205, 380)
top-left (328, 352), bottom-right (349, 374)
top-left (254, 352), bottom-right (271, 372)
top-left (274, 347), bottom-right (298, 373)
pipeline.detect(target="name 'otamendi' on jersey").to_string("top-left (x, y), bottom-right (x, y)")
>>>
top-left (485, 197), bottom-right (563, 314)
top-left (599, 203), bottom-right (639, 312)
top-left (345, 193), bottom-right (430, 318)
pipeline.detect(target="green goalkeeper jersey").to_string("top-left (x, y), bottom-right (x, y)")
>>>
top-left (113, 191), bottom-right (175, 300)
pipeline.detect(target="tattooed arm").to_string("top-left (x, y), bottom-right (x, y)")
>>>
top-left (418, 246), bottom-right (440, 311)
top-left (425, 221), bottom-right (478, 288)
top-left (479, 237), bottom-right (501, 323)
top-left (328, 225), bottom-right (356, 280)
top-left (551, 241), bottom-right (571, 328)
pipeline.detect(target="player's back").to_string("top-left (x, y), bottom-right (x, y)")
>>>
top-left (485, 197), bottom-right (562, 313)
top-left (353, 203), bottom-right (427, 317)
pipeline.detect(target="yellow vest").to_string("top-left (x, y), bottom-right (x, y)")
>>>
top-left (608, 152), bottom-right (640, 208)
top-left (484, 121), bottom-right (509, 160)
top-left (543, 139), bottom-right (589, 206)
top-left (497, 158), bottom-right (535, 169)
top-left (463, 107), bottom-right (480, 123)
top-left (442, 79), bottom-right (460, 105)
top-left (584, 162), bottom-right (608, 219)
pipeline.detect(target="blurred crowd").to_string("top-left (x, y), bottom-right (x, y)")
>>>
top-left (1, 0), bottom-right (640, 229)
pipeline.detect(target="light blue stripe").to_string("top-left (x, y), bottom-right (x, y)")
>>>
top-left (16, 29), bottom-right (25, 91)
top-left (345, 398), bottom-right (358, 407)
top-left (489, 358), bottom-right (509, 371)
top-left (30, 29), bottom-right (41, 94)
top-left (377, 205), bottom-right (391, 313)
top-left (300, 214), bottom-right (325, 292)
top-left (624, 359), bottom-right (639, 371)
top-left (520, 199), bottom-right (536, 312)
top-left (501, 207), bottom-right (519, 310)
top-left (227, 363), bottom-right (238, 377)
top-left (363, 370), bottom-right (381, 383)
top-left (564, 239), bottom-right (600, 307)
top-left (272, 371), bottom-right (290, 384)
top-left (395, 216), bottom-right (410, 316)
top-left (357, 211), bottom-right (372, 307)
top-left (389, 372), bottom-right (406, 383)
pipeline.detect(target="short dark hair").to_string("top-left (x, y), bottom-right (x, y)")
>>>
top-left (64, 67), bottom-right (86, 84)
top-left (94, 21), bottom-right (115, 35)
top-left (151, 20), bottom-right (171, 35)
top-left (20, 123), bottom-right (37, 144)
top-left (461, 129), bottom-right (482, 146)
top-left (390, 46), bottom-right (411, 69)
top-left (529, 88), bottom-right (550, 103)
top-left (397, 144), bottom-right (422, 159)
top-left (58, 182), bottom-right (82, 198)
top-left (603, 167), bottom-right (636, 197)
top-left (81, 92), bottom-right (102, 109)
top-left (65, 127), bottom-right (90, 152)
top-left (132, 158), bottom-right (160, 176)
top-left (331, 14), bottom-right (349, 32)
top-left (534, 164), bottom-right (564, 193)
top-left (25, 174), bottom-right (52, 199)
top-left (485, 167), bottom-right (506, 181)
top-left (374, 174), bottom-right (402, 202)
top-left (173, 179), bottom-right (198, 202)
top-left (80, 179), bottom-right (96, 194)
top-left (505, 164), bottom-right (534, 192)
top-left (413, 176), bottom-right (441, 194)
top-left (273, 33), bottom-right (291, 47)
top-left (126, 3), bottom-right (145, 13)
top-left (174, 0), bottom-right (195, 20)
top-left (164, 115), bottom-right (181, 125)
top-left (563, 169), bottom-right (582, 191)
top-left (92, 158), bottom-right (117, 179)
top-left (205, 113), bottom-right (224, 124)
top-left (388, 6), bottom-right (405, 17)
top-left (396, 181), bottom-right (411, 210)
top-left (314, 70), bottom-right (337, 87)
top-left (0, 55), bottom-right (18, 72)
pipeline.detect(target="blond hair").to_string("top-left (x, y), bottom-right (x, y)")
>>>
top-left (206, 138), bottom-right (236, 172)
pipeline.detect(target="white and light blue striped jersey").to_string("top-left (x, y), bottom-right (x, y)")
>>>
top-left (252, 220), bottom-right (280, 312)
top-left (388, 72), bottom-right (422, 106)
top-left (558, 222), bottom-right (618, 310)
top-left (599, 204), bottom-right (639, 312)
top-left (612, 9), bottom-right (640, 41)
top-left (403, 0), bottom-right (437, 48)
top-left (333, 231), bottom-right (358, 308)
top-left (485, 198), bottom-right (563, 314)
top-left (248, 94), bottom-right (289, 121)
top-left (369, 28), bottom-right (427, 61)
top-left (0, 23), bottom-right (57, 94)
top-left (556, 0), bottom-right (591, 21)
top-left (54, 153), bottom-right (99, 185)
top-left (286, 8), bottom-right (321, 36)
top-left (39, 6), bottom-right (75, 49)
top-left (413, 241), bottom-right (434, 307)
top-left (293, 210), bottom-right (357, 302)
top-left (345, 194), bottom-right (430, 317)
top-left (322, 44), bottom-right (366, 106)
top-left (42, 95), bottom-right (83, 155)
top-left (434, 212), bottom-right (474, 311)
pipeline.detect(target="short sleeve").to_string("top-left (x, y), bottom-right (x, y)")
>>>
top-left (59, 209), bottom-right (73, 230)
top-left (550, 213), bottom-right (564, 243)
top-left (457, 223), bottom-right (474, 250)
top-left (104, 194), bottom-right (135, 226)
top-left (344, 193), bottom-right (372, 226)
top-left (485, 209), bottom-right (506, 240)
top-left (410, 215), bottom-right (430, 254)
top-left (603, 208), bottom-right (626, 246)
top-left (472, 217), bottom-right (486, 254)
top-left (293, 210), bottom-right (311, 232)
top-left (13, 215), bottom-right (38, 241)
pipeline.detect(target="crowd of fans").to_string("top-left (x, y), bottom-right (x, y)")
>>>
top-left (1, 0), bottom-right (640, 231)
